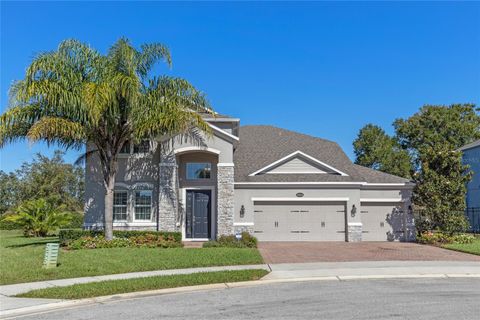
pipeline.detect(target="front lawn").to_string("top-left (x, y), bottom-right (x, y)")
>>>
top-left (0, 230), bottom-right (264, 285)
top-left (443, 238), bottom-right (480, 255)
top-left (18, 269), bottom-right (269, 299)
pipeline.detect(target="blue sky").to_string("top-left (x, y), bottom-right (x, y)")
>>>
top-left (1, 1), bottom-right (479, 173)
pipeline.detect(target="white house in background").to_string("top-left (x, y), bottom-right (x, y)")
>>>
top-left (84, 112), bottom-right (415, 242)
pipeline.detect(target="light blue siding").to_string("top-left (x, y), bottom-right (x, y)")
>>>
top-left (463, 145), bottom-right (480, 208)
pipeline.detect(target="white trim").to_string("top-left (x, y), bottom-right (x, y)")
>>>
top-left (363, 183), bottom-right (412, 187)
top-left (208, 123), bottom-right (240, 141)
top-left (235, 182), bottom-right (365, 185)
top-left (233, 222), bottom-right (254, 226)
top-left (265, 171), bottom-right (326, 175)
top-left (234, 181), bottom-right (411, 186)
top-left (360, 198), bottom-right (404, 203)
top-left (347, 222), bottom-right (363, 226)
top-left (217, 163), bottom-right (235, 167)
top-left (249, 151), bottom-right (349, 177)
top-left (181, 186), bottom-right (216, 241)
top-left (132, 189), bottom-right (153, 222)
top-left (83, 222), bottom-right (157, 227)
top-left (182, 238), bottom-right (210, 242)
top-left (204, 117), bottom-right (241, 122)
top-left (174, 146), bottom-right (221, 155)
top-left (251, 197), bottom-right (349, 202)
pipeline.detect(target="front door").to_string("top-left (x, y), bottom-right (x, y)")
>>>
top-left (186, 190), bottom-right (211, 239)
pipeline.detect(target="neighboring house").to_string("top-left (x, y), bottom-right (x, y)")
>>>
top-left (459, 140), bottom-right (480, 231)
top-left (85, 113), bottom-right (415, 242)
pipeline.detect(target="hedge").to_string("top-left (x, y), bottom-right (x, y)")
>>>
top-left (59, 229), bottom-right (182, 246)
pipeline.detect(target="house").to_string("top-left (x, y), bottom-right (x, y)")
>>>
top-left (459, 140), bottom-right (480, 231)
top-left (84, 113), bottom-right (415, 242)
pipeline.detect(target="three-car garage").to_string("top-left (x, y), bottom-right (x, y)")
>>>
top-left (250, 199), bottom-right (407, 242)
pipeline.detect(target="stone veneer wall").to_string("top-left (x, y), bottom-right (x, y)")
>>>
top-left (347, 223), bottom-right (362, 242)
top-left (159, 160), bottom-right (179, 232)
top-left (217, 165), bottom-right (235, 236)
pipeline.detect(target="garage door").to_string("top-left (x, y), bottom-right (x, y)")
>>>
top-left (361, 202), bottom-right (404, 241)
top-left (253, 201), bottom-right (346, 241)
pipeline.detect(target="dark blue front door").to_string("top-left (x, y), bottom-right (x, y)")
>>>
top-left (186, 190), bottom-right (211, 239)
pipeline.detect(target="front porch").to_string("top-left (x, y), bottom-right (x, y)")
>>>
top-left (159, 146), bottom-right (235, 241)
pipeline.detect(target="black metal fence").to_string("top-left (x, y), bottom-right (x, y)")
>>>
top-left (466, 207), bottom-right (480, 233)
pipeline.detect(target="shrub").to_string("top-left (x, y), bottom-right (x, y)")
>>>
top-left (64, 212), bottom-right (84, 229)
top-left (417, 231), bottom-right (475, 245)
top-left (0, 213), bottom-right (23, 230)
top-left (67, 234), bottom-right (183, 250)
top-left (59, 229), bottom-right (182, 247)
top-left (451, 233), bottom-right (475, 244)
top-left (414, 209), bottom-right (470, 235)
top-left (203, 232), bottom-right (257, 248)
top-left (2, 199), bottom-right (74, 237)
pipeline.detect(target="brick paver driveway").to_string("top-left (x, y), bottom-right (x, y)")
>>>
top-left (258, 242), bottom-right (480, 264)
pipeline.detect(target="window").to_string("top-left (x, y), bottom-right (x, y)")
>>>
top-left (119, 141), bottom-right (131, 154)
top-left (133, 140), bottom-right (150, 153)
top-left (186, 163), bottom-right (211, 180)
top-left (134, 190), bottom-right (152, 220)
top-left (120, 140), bottom-right (150, 154)
top-left (113, 190), bottom-right (128, 221)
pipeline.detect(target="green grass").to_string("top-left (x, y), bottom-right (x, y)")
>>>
top-left (0, 230), bottom-right (264, 285)
top-left (18, 269), bottom-right (269, 299)
top-left (443, 238), bottom-right (480, 255)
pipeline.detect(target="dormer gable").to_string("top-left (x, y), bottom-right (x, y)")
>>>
top-left (249, 151), bottom-right (349, 176)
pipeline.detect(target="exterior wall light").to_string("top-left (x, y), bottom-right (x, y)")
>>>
top-left (240, 205), bottom-right (245, 218)
top-left (351, 204), bottom-right (357, 217)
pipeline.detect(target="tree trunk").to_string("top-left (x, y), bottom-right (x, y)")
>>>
top-left (104, 165), bottom-right (115, 240)
top-left (104, 172), bottom-right (116, 241)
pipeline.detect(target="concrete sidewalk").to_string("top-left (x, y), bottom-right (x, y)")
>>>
top-left (263, 260), bottom-right (480, 280)
top-left (0, 264), bottom-right (270, 297)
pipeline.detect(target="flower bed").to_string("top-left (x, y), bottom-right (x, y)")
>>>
top-left (417, 231), bottom-right (475, 245)
top-left (67, 233), bottom-right (183, 250)
top-left (203, 232), bottom-right (257, 248)
top-left (59, 229), bottom-right (182, 246)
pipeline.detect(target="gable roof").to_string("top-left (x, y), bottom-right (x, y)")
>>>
top-left (234, 125), bottom-right (410, 184)
top-left (249, 150), bottom-right (348, 176)
top-left (459, 139), bottom-right (480, 152)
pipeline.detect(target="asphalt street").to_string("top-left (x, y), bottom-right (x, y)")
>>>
top-left (12, 278), bottom-right (480, 320)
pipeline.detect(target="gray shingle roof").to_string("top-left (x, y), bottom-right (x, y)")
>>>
top-left (459, 139), bottom-right (480, 152)
top-left (199, 112), bottom-right (238, 120)
top-left (234, 125), bottom-right (410, 184)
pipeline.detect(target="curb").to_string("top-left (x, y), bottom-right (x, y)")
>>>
top-left (2, 273), bottom-right (480, 319)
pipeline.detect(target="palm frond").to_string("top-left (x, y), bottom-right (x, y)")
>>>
top-left (137, 43), bottom-right (171, 79)
top-left (26, 117), bottom-right (86, 149)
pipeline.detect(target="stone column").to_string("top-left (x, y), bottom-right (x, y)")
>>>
top-left (158, 152), bottom-right (179, 232)
top-left (347, 223), bottom-right (362, 242)
top-left (346, 192), bottom-right (362, 242)
top-left (217, 164), bottom-right (235, 236)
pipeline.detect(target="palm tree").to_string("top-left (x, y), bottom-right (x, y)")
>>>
top-left (0, 38), bottom-right (212, 240)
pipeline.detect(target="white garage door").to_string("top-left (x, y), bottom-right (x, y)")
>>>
top-left (253, 201), bottom-right (346, 241)
top-left (361, 202), bottom-right (404, 241)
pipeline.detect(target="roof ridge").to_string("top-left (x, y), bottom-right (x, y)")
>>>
top-left (240, 124), bottom-right (338, 145)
